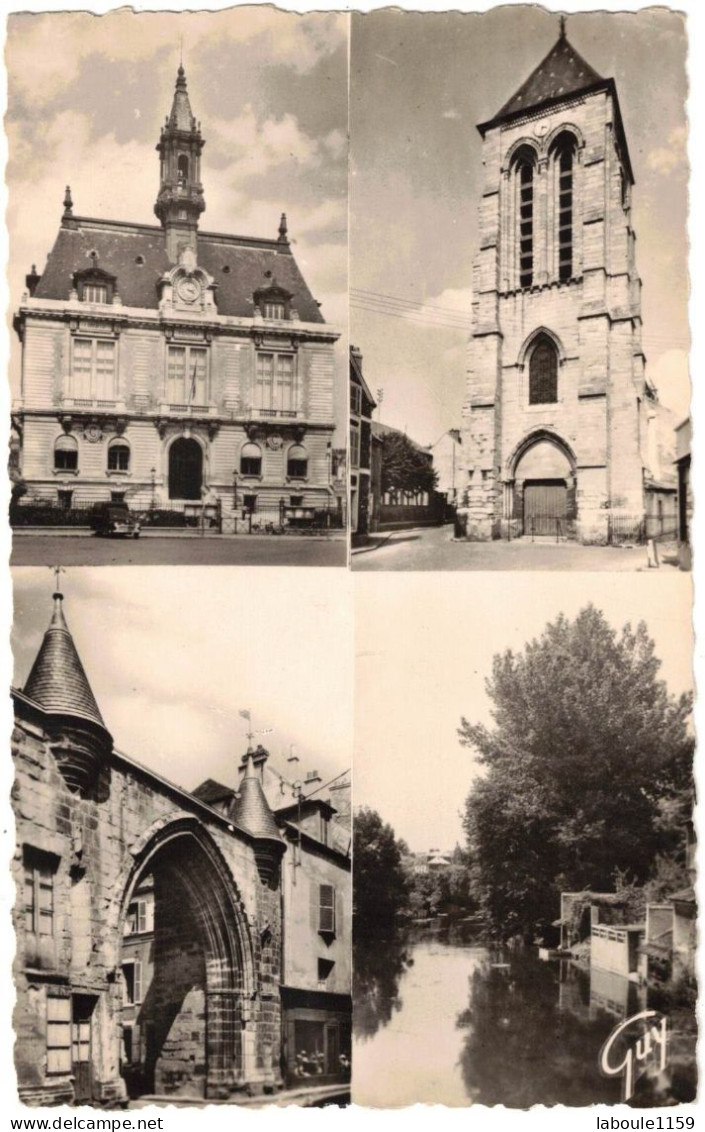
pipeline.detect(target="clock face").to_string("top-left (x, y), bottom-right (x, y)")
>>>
top-left (177, 277), bottom-right (200, 303)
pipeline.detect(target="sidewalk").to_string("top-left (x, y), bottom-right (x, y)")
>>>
top-left (12, 527), bottom-right (346, 541)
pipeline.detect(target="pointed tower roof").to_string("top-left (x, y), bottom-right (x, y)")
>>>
top-left (230, 750), bottom-right (283, 845)
top-left (477, 23), bottom-right (633, 183)
top-left (168, 65), bottom-right (196, 132)
top-left (496, 25), bottom-right (603, 121)
top-left (23, 591), bottom-right (108, 732)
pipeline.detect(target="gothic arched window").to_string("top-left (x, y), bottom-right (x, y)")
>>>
top-left (512, 149), bottom-right (536, 289)
top-left (529, 337), bottom-right (558, 405)
top-left (552, 134), bottom-right (577, 282)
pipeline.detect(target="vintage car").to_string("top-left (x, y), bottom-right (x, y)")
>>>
top-left (90, 503), bottom-right (141, 538)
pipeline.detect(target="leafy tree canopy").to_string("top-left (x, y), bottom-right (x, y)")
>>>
top-left (353, 807), bottom-right (410, 940)
top-left (381, 431), bottom-right (438, 497)
top-left (460, 606), bottom-right (693, 939)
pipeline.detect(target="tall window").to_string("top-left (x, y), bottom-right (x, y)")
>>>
top-left (256, 352), bottom-right (296, 415)
top-left (517, 156), bottom-right (535, 288)
top-left (350, 424), bottom-right (360, 469)
top-left (46, 996), bottom-right (71, 1075)
top-left (122, 960), bottom-right (142, 1006)
top-left (71, 338), bottom-right (117, 400)
top-left (167, 345), bottom-right (208, 405)
top-left (319, 884), bottom-right (336, 935)
top-left (124, 899), bottom-right (150, 935)
top-left (350, 384), bottom-right (362, 416)
top-left (529, 337), bottom-right (558, 405)
top-left (107, 440), bottom-right (130, 472)
top-left (54, 435), bottom-right (78, 472)
top-left (555, 137), bottom-right (575, 282)
top-left (240, 443), bottom-right (262, 477)
top-left (23, 848), bottom-right (56, 936)
top-left (287, 445), bottom-right (308, 479)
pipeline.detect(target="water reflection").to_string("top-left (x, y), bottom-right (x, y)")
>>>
top-left (353, 927), bottom-right (696, 1108)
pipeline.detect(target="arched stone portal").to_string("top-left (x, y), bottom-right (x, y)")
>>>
top-left (118, 825), bottom-right (254, 1101)
top-left (169, 438), bottom-right (203, 500)
top-left (510, 433), bottom-right (576, 536)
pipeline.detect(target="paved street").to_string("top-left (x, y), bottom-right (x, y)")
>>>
top-left (352, 524), bottom-right (682, 572)
top-left (11, 533), bottom-right (347, 568)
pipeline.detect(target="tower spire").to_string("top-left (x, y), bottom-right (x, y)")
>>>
top-left (23, 575), bottom-right (108, 733)
top-left (155, 65), bottom-right (206, 261)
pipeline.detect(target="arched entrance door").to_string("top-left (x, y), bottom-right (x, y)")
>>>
top-left (119, 829), bottom-right (252, 1101)
top-left (513, 437), bottom-right (575, 536)
top-left (169, 438), bottom-right (203, 500)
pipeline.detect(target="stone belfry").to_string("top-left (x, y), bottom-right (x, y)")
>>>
top-left (459, 20), bottom-right (663, 544)
top-left (155, 64), bottom-right (206, 262)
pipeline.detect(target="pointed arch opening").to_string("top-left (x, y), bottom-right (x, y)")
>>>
top-left (528, 334), bottom-right (559, 405)
top-left (118, 823), bottom-right (255, 1101)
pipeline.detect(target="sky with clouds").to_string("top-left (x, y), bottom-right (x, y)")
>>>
top-left (5, 8), bottom-right (348, 434)
top-left (351, 7), bottom-right (690, 446)
top-left (12, 567), bottom-right (353, 799)
top-left (355, 573), bottom-right (693, 851)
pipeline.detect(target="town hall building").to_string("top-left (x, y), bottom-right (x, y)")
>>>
top-left (459, 22), bottom-right (676, 543)
top-left (12, 66), bottom-right (340, 529)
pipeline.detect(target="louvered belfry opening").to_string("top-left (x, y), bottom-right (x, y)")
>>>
top-left (518, 158), bottom-right (534, 288)
top-left (555, 135), bottom-right (575, 281)
top-left (529, 337), bottom-right (558, 404)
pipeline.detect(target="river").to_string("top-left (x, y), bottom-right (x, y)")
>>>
top-left (353, 927), bottom-right (696, 1107)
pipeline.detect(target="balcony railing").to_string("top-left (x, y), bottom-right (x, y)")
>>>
top-left (254, 408), bottom-right (300, 419)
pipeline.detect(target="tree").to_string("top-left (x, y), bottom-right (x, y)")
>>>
top-left (460, 606), bottom-right (694, 940)
top-left (353, 807), bottom-right (410, 940)
top-left (381, 431), bottom-right (438, 498)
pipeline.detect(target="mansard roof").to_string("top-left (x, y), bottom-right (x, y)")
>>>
top-left (23, 592), bottom-right (108, 732)
top-left (32, 216), bottom-right (326, 323)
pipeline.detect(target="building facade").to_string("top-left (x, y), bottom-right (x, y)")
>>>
top-left (458, 24), bottom-right (675, 543)
top-left (12, 67), bottom-right (340, 530)
top-left (194, 761), bottom-right (352, 1095)
top-left (11, 589), bottom-right (350, 1106)
top-left (428, 429), bottom-right (462, 506)
top-left (349, 346), bottom-right (376, 537)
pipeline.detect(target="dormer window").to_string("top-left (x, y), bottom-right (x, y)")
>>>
top-left (83, 284), bottom-right (108, 304)
top-left (254, 280), bottom-right (293, 322)
top-left (74, 266), bottom-right (116, 305)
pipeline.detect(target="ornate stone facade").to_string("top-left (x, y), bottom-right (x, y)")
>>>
top-left (12, 68), bottom-right (340, 527)
top-left (11, 591), bottom-right (316, 1106)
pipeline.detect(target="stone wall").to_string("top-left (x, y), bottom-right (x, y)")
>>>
top-left (12, 697), bottom-right (283, 1106)
top-left (460, 86), bottom-right (651, 543)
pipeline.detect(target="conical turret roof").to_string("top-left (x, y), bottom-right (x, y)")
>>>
top-left (23, 592), bottom-right (107, 731)
top-left (230, 751), bottom-right (283, 845)
top-left (481, 26), bottom-right (604, 133)
top-left (168, 65), bottom-right (196, 132)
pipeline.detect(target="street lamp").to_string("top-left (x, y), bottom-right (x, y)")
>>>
top-left (232, 470), bottom-right (238, 511)
top-left (149, 466), bottom-right (156, 512)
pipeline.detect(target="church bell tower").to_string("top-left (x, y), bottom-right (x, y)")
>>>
top-left (155, 65), bottom-right (206, 262)
top-left (459, 20), bottom-right (655, 544)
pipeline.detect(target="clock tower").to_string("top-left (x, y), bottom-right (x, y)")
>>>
top-left (155, 64), bottom-right (206, 262)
